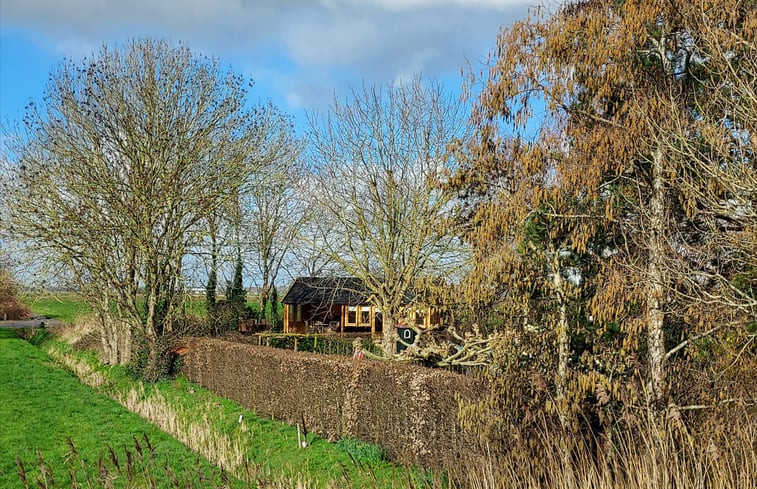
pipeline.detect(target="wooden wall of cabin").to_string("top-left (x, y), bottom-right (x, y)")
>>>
top-left (283, 303), bottom-right (439, 335)
top-left (284, 303), bottom-right (342, 333)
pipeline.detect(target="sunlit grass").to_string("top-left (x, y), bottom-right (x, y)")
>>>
top-left (0, 329), bottom-right (242, 488)
top-left (22, 292), bottom-right (282, 324)
top-left (22, 293), bottom-right (90, 324)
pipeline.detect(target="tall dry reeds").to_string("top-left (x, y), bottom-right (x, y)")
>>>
top-left (448, 409), bottom-right (756, 489)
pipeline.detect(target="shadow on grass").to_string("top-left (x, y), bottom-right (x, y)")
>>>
top-left (0, 329), bottom-right (18, 340)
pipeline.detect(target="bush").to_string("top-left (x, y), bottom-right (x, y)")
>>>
top-left (15, 327), bottom-right (49, 345)
top-left (335, 438), bottom-right (385, 465)
top-left (0, 270), bottom-right (30, 320)
top-left (211, 300), bottom-right (255, 335)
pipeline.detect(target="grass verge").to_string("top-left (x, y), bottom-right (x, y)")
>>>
top-left (0, 328), bottom-right (242, 488)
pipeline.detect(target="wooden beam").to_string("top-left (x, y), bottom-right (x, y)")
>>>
top-left (283, 303), bottom-right (290, 333)
top-left (370, 306), bottom-right (375, 336)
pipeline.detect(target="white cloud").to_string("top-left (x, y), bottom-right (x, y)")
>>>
top-left (1, 0), bottom-right (534, 111)
top-left (324, 0), bottom-right (529, 11)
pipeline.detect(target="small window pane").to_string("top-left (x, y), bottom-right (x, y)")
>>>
top-left (347, 306), bottom-right (357, 324)
top-left (415, 308), bottom-right (426, 326)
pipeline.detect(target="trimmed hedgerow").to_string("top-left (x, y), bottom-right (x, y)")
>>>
top-left (180, 337), bottom-right (483, 468)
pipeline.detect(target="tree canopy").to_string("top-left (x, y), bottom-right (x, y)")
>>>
top-left (1, 39), bottom-right (282, 377)
top-left (307, 79), bottom-right (468, 352)
top-left (452, 0), bottom-right (755, 432)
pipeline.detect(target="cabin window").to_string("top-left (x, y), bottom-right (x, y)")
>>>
top-left (290, 304), bottom-right (301, 322)
top-left (346, 305), bottom-right (371, 326)
top-left (430, 310), bottom-right (440, 326)
top-left (347, 306), bottom-right (357, 325)
top-left (415, 308), bottom-right (426, 327)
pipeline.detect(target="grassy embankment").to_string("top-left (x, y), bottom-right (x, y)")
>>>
top-left (36, 332), bottom-right (419, 488)
top-left (0, 328), bottom-right (244, 488)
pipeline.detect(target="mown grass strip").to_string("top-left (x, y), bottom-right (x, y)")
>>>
top-left (0, 328), bottom-right (239, 488)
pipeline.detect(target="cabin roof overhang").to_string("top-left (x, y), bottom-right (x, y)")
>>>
top-left (282, 276), bottom-right (373, 305)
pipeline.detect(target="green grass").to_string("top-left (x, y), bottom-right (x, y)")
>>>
top-left (22, 294), bottom-right (90, 324)
top-left (0, 329), bottom-right (241, 488)
top-left (22, 293), bottom-right (283, 325)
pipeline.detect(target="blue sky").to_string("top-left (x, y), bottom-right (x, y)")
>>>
top-left (0, 0), bottom-right (536, 135)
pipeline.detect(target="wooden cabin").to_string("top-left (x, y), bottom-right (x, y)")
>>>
top-left (282, 276), bottom-right (439, 335)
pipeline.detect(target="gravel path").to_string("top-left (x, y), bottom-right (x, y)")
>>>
top-left (0, 317), bottom-right (63, 328)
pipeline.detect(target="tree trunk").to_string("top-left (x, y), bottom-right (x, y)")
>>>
top-left (206, 219), bottom-right (218, 331)
top-left (97, 297), bottom-right (132, 366)
top-left (382, 315), bottom-right (398, 355)
top-left (647, 147), bottom-right (668, 407)
top-left (118, 318), bottom-right (132, 365)
top-left (99, 315), bottom-right (116, 365)
top-left (260, 292), bottom-right (268, 324)
top-left (552, 252), bottom-right (570, 430)
top-left (142, 288), bottom-right (163, 381)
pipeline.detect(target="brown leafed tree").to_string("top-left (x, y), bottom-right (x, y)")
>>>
top-left (453, 0), bottom-right (755, 426)
top-left (0, 247), bottom-right (30, 321)
top-left (1, 40), bottom-right (273, 378)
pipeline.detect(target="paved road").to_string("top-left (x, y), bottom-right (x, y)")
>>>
top-left (0, 317), bottom-right (63, 328)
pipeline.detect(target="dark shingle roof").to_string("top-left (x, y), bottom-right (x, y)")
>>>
top-left (281, 277), bottom-right (374, 305)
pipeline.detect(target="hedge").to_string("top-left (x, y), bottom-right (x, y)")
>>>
top-left (180, 337), bottom-right (484, 467)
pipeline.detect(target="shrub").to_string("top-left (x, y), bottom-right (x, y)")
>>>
top-left (15, 327), bottom-right (49, 345)
top-left (254, 334), bottom-right (383, 357)
top-left (335, 438), bottom-right (385, 466)
top-left (0, 270), bottom-right (30, 320)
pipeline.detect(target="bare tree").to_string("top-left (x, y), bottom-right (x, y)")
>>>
top-left (1, 40), bottom-right (272, 378)
top-left (307, 78), bottom-right (468, 353)
top-left (239, 111), bottom-right (305, 326)
top-left (193, 103), bottom-right (301, 331)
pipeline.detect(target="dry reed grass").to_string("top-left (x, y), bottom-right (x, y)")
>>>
top-left (449, 410), bottom-right (756, 489)
top-left (53, 315), bottom-right (102, 353)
